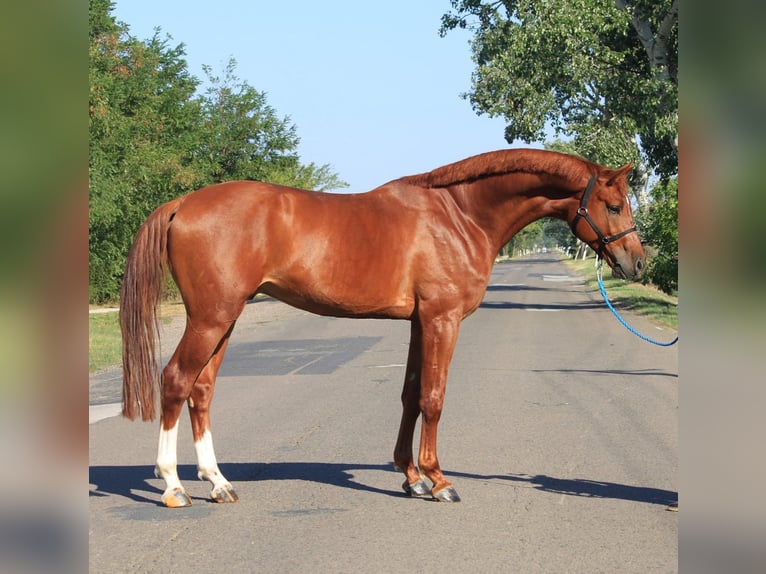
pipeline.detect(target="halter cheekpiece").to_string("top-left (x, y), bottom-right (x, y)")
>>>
top-left (570, 175), bottom-right (637, 256)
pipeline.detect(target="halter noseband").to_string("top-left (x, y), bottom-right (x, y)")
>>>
top-left (570, 174), bottom-right (637, 257)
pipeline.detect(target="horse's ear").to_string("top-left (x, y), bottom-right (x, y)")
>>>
top-left (606, 163), bottom-right (632, 186)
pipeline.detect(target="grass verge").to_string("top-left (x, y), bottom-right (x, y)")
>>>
top-left (562, 256), bottom-right (678, 330)
top-left (89, 303), bottom-right (185, 373)
top-left (88, 311), bottom-right (121, 373)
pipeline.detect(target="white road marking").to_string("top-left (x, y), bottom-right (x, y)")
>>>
top-left (89, 403), bottom-right (122, 424)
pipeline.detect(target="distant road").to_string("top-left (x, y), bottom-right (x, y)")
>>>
top-left (90, 255), bottom-right (677, 573)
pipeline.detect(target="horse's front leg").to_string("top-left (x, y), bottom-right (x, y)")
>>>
top-left (188, 333), bottom-right (238, 503)
top-left (416, 312), bottom-right (462, 502)
top-left (395, 312), bottom-right (462, 502)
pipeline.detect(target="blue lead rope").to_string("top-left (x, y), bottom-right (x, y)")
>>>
top-left (596, 259), bottom-right (678, 347)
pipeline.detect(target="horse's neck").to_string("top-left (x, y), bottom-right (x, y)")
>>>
top-left (452, 173), bottom-right (580, 251)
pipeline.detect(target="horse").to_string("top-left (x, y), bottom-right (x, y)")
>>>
top-left (120, 148), bottom-right (645, 507)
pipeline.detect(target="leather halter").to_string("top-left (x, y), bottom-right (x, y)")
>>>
top-left (570, 175), bottom-right (637, 257)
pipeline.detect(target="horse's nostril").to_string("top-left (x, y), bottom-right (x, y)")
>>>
top-left (636, 258), bottom-right (644, 273)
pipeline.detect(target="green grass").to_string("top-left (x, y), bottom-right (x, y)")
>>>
top-left (562, 256), bottom-right (678, 330)
top-left (89, 311), bottom-right (122, 373)
top-left (89, 304), bottom-right (185, 373)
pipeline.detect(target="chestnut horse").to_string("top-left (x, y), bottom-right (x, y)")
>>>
top-left (120, 149), bottom-right (645, 507)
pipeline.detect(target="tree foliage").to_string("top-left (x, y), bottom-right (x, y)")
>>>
top-left (440, 0), bottom-right (678, 180)
top-left (197, 60), bottom-right (348, 192)
top-left (89, 0), bottom-right (347, 302)
top-left (638, 178), bottom-right (677, 294)
top-left (442, 1), bottom-right (677, 291)
top-left (502, 217), bottom-right (574, 257)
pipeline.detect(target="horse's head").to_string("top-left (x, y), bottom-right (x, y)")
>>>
top-left (569, 164), bottom-right (646, 281)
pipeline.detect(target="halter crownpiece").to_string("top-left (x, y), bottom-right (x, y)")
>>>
top-left (570, 174), bottom-right (637, 256)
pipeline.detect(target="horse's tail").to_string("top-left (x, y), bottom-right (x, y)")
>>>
top-left (120, 198), bottom-right (183, 421)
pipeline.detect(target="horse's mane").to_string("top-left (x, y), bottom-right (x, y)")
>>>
top-left (398, 149), bottom-right (598, 189)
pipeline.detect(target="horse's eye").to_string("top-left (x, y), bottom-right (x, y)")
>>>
top-left (607, 205), bottom-right (621, 215)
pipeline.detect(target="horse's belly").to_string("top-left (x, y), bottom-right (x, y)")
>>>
top-left (257, 275), bottom-right (415, 320)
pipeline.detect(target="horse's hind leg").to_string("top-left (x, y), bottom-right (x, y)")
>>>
top-left (155, 320), bottom-right (236, 507)
top-left (393, 320), bottom-right (431, 497)
top-left (188, 330), bottom-right (238, 503)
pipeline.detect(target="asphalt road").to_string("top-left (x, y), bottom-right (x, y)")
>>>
top-left (89, 254), bottom-right (678, 573)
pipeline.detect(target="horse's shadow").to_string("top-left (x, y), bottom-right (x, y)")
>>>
top-left (88, 462), bottom-right (403, 506)
top-left (447, 469), bottom-right (677, 506)
top-left (89, 462), bottom-right (676, 507)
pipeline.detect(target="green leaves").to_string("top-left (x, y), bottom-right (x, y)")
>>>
top-left (637, 178), bottom-right (677, 294)
top-left (197, 59), bottom-right (299, 184)
top-left (442, 0), bottom-right (677, 179)
top-left (88, 1), bottom-right (347, 302)
top-left (443, 0), bottom-right (677, 293)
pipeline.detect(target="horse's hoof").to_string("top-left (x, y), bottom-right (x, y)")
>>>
top-left (162, 488), bottom-right (192, 508)
top-left (402, 479), bottom-right (431, 498)
top-left (210, 484), bottom-right (239, 503)
top-left (432, 486), bottom-right (461, 502)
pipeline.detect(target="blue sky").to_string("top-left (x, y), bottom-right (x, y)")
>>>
top-left (113, 0), bottom-right (542, 192)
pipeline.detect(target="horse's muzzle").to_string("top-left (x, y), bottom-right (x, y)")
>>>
top-left (634, 256), bottom-right (645, 278)
top-left (612, 255), bottom-right (645, 281)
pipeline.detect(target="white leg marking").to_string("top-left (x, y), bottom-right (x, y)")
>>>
top-left (194, 430), bottom-right (231, 491)
top-left (155, 420), bottom-right (183, 492)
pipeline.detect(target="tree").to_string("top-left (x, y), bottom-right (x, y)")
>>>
top-left (513, 220), bottom-right (544, 255)
top-left (543, 218), bottom-right (576, 251)
top-left (196, 59), bottom-right (349, 192)
top-left (440, 0), bottom-right (678, 180)
top-left (89, 1), bottom-right (347, 302)
top-left (638, 178), bottom-right (677, 294)
top-left (197, 60), bottom-right (300, 183)
top-left (89, 1), bottom-right (203, 301)
top-left (439, 3), bottom-right (678, 290)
